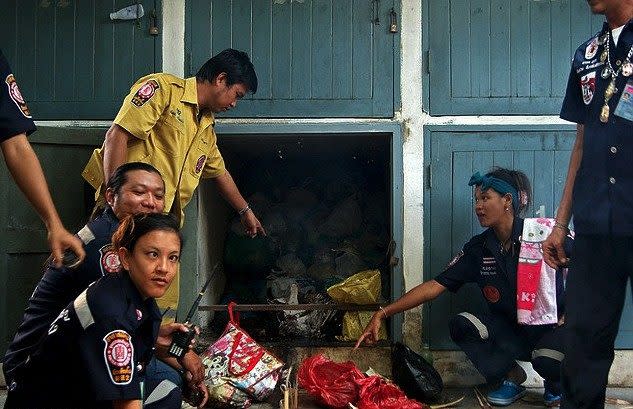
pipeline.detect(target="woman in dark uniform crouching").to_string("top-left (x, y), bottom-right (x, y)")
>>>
top-left (4, 213), bottom-right (193, 409)
top-left (355, 168), bottom-right (566, 407)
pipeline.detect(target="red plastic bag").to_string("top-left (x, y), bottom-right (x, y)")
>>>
top-left (356, 375), bottom-right (429, 409)
top-left (298, 354), bottom-right (365, 408)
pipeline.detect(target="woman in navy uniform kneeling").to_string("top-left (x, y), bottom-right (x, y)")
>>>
top-left (5, 213), bottom-right (189, 409)
top-left (355, 168), bottom-right (566, 407)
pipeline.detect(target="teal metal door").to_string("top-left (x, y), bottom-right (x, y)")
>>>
top-left (0, 128), bottom-right (105, 353)
top-left (186, 0), bottom-right (397, 118)
top-left (425, 0), bottom-right (604, 115)
top-left (1, 0), bottom-right (161, 120)
top-left (423, 125), bottom-right (633, 349)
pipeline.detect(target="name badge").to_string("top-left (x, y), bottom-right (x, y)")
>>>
top-left (614, 79), bottom-right (633, 122)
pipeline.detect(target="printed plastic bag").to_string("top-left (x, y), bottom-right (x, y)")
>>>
top-left (356, 375), bottom-right (428, 409)
top-left (202, 302), bottom-right (284, 407)
top-left (298, 354), bottom-right (365, 408)
top-left (327, 270), bottom-right (387, 341)
top-left (391, 342), bottom-right (443, 402)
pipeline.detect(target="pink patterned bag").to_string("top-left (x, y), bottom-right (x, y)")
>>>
top-left (202, 302), bottom-right (284, 407)
top-left (517, 218), bottom-right (572, 325)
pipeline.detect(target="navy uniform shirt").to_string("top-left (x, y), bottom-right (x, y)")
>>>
top-left (435, 218), bottom-right (565, 323)
top-left (561, 20), bottom-right (633, 235)
top-left (3, 208), bottom-right (120, 374)
top-left (5, 272), bottom-right (161, 408)
top-left (0, 48), bottom-right (36, 141)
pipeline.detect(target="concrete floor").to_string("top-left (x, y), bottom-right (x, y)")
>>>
top-left (3, 387), bottom-right (633, 408)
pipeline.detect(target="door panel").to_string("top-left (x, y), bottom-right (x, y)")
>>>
top-left (0, 128), bottom-right (104, 353)
top-left (426, 0), bottom-right (604, 115)
top-left (186, 0), bottom-right (396, 118)
top-left (1, 0), bottom-right (160, 120)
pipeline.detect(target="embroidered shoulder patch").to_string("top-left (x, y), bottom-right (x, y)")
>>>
top-left (103, 330), bottom-right (134, 385)
top-left (131, 79), bottom-right (159, 107)
top-left (580, 71), bottom-right (596, 105)
top-left (5, 74), bottom-right (31, 118)
top-left (585, 37), bottom-right (598, 60)
top-left (99, 244), bottom-right (122, 275)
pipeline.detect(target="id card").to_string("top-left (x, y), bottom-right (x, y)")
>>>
top-left (614, 79), bottom-right (633, 121)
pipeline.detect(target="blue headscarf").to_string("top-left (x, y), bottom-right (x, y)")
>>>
top-left (468, 171), bottom-right (519, 213)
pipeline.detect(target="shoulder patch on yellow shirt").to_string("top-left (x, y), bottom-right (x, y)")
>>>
top-left (131, 79), bottom-right (159, 107)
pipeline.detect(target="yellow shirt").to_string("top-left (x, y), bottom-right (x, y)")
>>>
top-left (82, 73), bottom-right (226, 223)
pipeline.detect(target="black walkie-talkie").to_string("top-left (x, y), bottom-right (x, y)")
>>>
top-left (168, 264), bottom-right (218, 358)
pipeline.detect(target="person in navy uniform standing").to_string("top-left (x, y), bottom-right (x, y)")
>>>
top-left (543, 1), bottom-right (633, 408)
top-left (4, 213), bottom-right (190, 409)
top-left (356, 168), bottom-right (566, 407)
top-left (0, 48), bottom-right (84, 266)
top-left (3, 162), bottom-right (207, 408)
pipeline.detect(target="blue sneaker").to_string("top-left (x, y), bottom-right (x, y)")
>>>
top-left (486, 380), bottom-right (527, 406)
top-left (543, 390), bottom-right (561, 407)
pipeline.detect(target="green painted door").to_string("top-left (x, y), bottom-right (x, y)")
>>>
top-left (426, 0), bottom-right (604, 115)
top-left (186, 0), bottom-right (397, 118)
top-left (423, 125), bottom-right (633, 349)
top-left (1, 0), bottom-right (161, 120)
top-left (0, 128), bottom-right (105, 354)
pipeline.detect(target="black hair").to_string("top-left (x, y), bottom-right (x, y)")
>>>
top-left (106, 162), bottom-right (163, 195)
top-left (196, 48), bottom-right (258, 94)
top-left (486, 167), bottom-right (532, 216)
top-left (112, 213), bottom-right (183, 255)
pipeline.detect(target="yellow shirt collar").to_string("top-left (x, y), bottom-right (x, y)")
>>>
top-left (182, 77), bottom-right (198, 105)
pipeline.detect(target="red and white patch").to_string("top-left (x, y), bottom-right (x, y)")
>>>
top-left (131, 79), bottom-right (159, 107)
top-left (482, 285), bottom-right (500, 303)
top-left (580, 71), bottom-right (596, 105)
top-left (5, 74), bottom-right (31, 118)
top-left (103, 330), bottom-right (134, 385)
top-left (585, 38), bottom-right (598, 60)
top-left (195, 154), bottom-right (206, 174)
top-left (136, 309), bottom-right (143, 321)
top-left (99, 244), bottom-right (122, 275)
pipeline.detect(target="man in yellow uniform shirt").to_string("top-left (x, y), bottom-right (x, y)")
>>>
top-left (82, 48), bottom-right (266, 313)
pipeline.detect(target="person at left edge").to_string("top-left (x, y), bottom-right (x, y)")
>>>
top-left (3, 163), bottom-right (207, 408)
top-left (0, 48), bottom-right (84, 266)
top-left (355, 168), bottom-right (567, 407)
top-left (3, 213), bottom-right (194, 409)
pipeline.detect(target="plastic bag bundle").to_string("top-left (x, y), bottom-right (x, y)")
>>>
top-left (356, 375), bottom-right (428, 409)
top-left (298, 354), bottom-right (365, 408)
top-left (327, 270), bottom-right (387, 341)
top-left (391, 342), bottom-right (443, 402)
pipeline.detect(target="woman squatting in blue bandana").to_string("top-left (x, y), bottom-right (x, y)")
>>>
top-left (356, 167), bottom-right (567, 407)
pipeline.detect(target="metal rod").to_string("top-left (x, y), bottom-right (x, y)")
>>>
top-left (197, 303), bottom-right (385, 312)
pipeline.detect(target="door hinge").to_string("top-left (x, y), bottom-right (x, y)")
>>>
top-left (425, 164), bottom-right (432, 189)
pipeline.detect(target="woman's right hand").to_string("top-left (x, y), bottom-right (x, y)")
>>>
top-left (354, 311), bottom-right (383, 349)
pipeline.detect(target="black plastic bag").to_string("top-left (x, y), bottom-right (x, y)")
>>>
top-left (391, 342), bottom-right (443, 402)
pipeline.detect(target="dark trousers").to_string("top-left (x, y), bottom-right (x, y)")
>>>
top-left (561, 235), bottom-right (633, 409)
top-left (143, 358), bottom-right (183, 409)
top-left (449, 311), bottom-right (563, 393)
